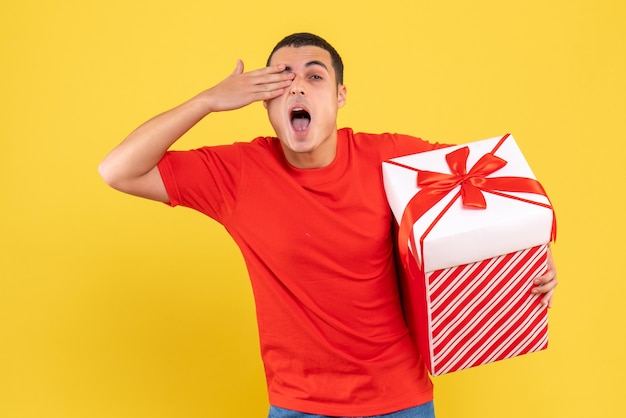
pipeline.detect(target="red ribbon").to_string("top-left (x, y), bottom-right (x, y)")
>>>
top-left (391, 134), bottom-right (556, 274)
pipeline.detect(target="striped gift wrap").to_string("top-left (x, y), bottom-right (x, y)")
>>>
top-left (422, 244), bottom-right (548, 376)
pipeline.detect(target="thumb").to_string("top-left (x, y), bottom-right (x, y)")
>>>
top-left (231, 59), bottom-right (244, 76)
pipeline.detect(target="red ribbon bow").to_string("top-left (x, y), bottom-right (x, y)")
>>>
top-left (417, 146), bottom-right (509, 209)
top-left (391, 134), bottom-right (556, 274)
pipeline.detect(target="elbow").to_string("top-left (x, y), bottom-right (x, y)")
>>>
top-left (98, 158), bottom-right (122, 190)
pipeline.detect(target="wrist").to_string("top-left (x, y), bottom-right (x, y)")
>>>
top-left (189, 89), bottom-right (218, 116)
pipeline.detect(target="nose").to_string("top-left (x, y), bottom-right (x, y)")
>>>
top-left (290, 79), bottom-right (305, 95)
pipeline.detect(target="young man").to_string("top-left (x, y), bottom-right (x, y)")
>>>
top-left (99, 33), bottom-right (557, 418)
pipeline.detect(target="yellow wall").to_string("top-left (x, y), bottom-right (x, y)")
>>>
top-left (1, 1), bottom-right (624, 417)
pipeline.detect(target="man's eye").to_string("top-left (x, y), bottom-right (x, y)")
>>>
top-left (310, 75), bottom-right (323, 80)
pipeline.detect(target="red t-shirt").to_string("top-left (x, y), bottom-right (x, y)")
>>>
top-left (157, 128), bottom-right (444, 416)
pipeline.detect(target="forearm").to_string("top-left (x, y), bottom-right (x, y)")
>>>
top-left (98, 91), bottom-right (213, 187)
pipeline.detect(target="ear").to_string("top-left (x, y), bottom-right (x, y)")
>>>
top-left (337, 84), bottom-right (347, 108)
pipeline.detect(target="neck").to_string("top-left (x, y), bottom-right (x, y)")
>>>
top-left (286, 150), bottom-right (336, 169)
top-left (282, 131), bottom-right (338, 169)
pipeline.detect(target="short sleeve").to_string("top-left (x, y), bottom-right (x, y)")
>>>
top-left (382, 133), bottom-right (451, 161)
top-left (157, 144), bottom-right (242, 223)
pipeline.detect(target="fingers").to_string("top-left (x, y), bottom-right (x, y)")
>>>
top-left (533, 280), bottom-right (556, 308)
top-left (541, 290), bottom-right (555, 309)
top-left (250, 64), bottom-right (294, 88)
top-left (243, 78), bottom-right (292, 103)
top-left (531, 248), bottom-right (558, 308)
top-left (532, 273), bottom-right (557, 306)
top-left (207, 61), bottom-right (294, 112)
top-left (242, 65), bottom-right (294, 101)
top-left (256, 63), bottom-right (289, 76)
top-left (237, 62), bottom-right (285, 79)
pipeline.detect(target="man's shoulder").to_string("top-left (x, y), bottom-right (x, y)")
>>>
top-left (338, 127), bottom-right (445, 160)
top-left (228, 135), bottom-right (278, 153)
top-left (339, 127), bottom-right (418, 142)
top-left (228, 135), bottom-right (285, 167)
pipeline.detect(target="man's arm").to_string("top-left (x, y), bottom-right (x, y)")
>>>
top-left (98, 60), bottom-right (294, 202)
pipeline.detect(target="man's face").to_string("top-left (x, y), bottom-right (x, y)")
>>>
top-left (264, 46), bottom-right (347, 169)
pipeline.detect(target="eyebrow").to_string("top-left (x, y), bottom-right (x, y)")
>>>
top-left (284, 60), bottom-right (330, 73)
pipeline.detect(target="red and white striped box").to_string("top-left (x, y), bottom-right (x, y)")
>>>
top-left (383, 134), bottom-right (556, 375)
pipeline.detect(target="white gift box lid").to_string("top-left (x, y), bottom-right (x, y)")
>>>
top-left (383, 134), bottom-right (554, 273)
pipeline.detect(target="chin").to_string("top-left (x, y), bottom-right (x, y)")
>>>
top-left (281, 126), bottom-right (311, 144)
top-left (286, 139), bottom-right (315, 154)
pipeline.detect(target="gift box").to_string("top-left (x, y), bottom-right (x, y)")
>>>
top-left (383, 134), bottom-right (556, 376)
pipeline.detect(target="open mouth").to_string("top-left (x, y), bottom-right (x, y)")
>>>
top-left (290, 107), bottom-right (311, 133)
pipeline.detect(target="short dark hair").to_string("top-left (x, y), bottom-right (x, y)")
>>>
top-left (266, 32), bottom-right (344, 85)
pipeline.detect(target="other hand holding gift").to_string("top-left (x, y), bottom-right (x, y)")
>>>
top-left (533, 247), bottom-right (558, 308)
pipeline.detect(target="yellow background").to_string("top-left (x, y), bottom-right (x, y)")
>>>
top-left (1, 0), bottom-right (624, 417)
